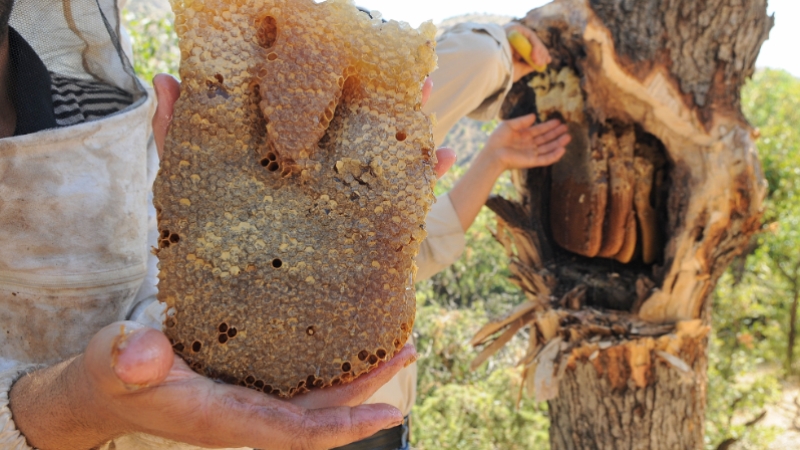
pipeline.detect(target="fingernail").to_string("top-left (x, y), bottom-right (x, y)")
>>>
top-left (112, 328), bottom-right (165, 389)
top-left (383, 415), bottom-right (404, 430)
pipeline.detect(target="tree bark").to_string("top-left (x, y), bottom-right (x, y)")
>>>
top-left (472, 0), bottom-right (773, 448)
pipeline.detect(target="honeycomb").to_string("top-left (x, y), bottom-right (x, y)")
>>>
top-left (154, 0), bottom-right (437, 397)
top-left (531, 67), bottom-right (661, 264)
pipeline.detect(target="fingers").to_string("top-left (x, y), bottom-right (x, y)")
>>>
top-left (422, 77), bottom-right (433, 107)
top-left (83, 322), bottom-right (175, 396)
top-left (531, 122), bottom-right (569, 144)
top-left (525, 119), bottom-right (563, 138)
top-left (506, 113), bottom-right (538, 132)
top-left (291, 404), bottom-right (404, 450)
top-left (535, 145), bottom-right (567, 167)
top-left (152, 73), bottom-right (181, 159)
top-left (535, 133), bottom-right (572, 159)
top-left (528, 32), bottom-right (552, 67)
top-left (433, 147), bottom-right (457, 179)
top-left (174, 379), bottom-right (402, 449)
top-left (290, 345), bottom-right (418, 409)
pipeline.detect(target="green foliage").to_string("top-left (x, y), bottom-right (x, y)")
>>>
top-left (742, 69), bottom-right (800, 374)
top-left (123, 9), bottom-right (180, 83)
top-left (703, 69), bottom-right (800, 448)
top-left (706, 274), bottom-right (783, 449)
top-left (412, 305), bottom-right (550, 449)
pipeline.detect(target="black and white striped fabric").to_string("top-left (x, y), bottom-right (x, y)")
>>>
top-left (50, 73), bottom-right (134, 127)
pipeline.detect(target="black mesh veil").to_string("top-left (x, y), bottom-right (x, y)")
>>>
top-left (7, 0), bottom-right (147, 133)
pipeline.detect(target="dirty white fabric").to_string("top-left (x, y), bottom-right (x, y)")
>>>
top-left (363, 22), bottom-right (514, 418)
top-left (423, 22), bottom-right (514, 148)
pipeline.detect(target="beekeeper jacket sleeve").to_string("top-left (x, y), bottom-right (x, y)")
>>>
top-left (423, 22), bottom-right (514, 148)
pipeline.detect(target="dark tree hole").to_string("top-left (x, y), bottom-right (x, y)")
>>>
top-left (267, 161), bottom-right (280, 172)
top-left (245, 375), bottom-right (256, 385)
top-left (169, 234), bottom-right (180, 243)
top-left (218, 323), bottom-right (228, 333)
top-left (358, 350), bottom-right (369, 361)
top-left (218, 334), bottom-right (228, 344)
top-left (227, 327), bottom-right (238, 338)
top-left (191, 341), bottom-right (202, 352)
top-left (376, 348), bottom-right (387, 360)
top-left (368, 355), bottom-right (379, 365)
top-left (272, 258), bottom-right (283, 268)
top-left (341, 362), bottom-right (351, 372)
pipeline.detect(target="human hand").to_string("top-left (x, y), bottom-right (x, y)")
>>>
top-left (484, 113), bottom-right (570, 173)
top-left (152, 74), bottom-right (455, 177)
top-left (504, 22), bottom-right (551, 82)
top-left (10, 321), bottom-right (417, 450)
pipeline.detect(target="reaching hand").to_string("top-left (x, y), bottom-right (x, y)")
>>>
top-left (152, 74), bottom-right (455, 178)
top-left (485, 113), bottom-right (570, 172)
top-left (10, 321), bottom-right (417, 450)
top-left (504, 23), bottom-right (552, 82)
top-left (446, 114), bottom-right (569, 232)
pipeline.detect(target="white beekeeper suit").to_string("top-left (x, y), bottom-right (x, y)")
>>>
top-left (0, 0), bottom-right (514, 444)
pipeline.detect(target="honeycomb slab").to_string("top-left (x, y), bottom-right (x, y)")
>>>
top-left (154, 0), bottom-right (437, 397)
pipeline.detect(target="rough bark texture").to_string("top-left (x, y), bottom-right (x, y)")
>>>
top-left (550, 347), bottom-right (707, 450)
top-left (472, 0), bottom-right (772, 448)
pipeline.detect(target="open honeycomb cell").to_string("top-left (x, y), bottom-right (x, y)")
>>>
top-left (154, 0), bottom-right (437, 397)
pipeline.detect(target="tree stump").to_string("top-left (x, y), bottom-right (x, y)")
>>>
top-left (471, 0), bottom-right (773, 448)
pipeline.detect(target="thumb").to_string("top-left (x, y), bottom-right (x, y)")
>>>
top-left (84, 321), bottom-right (175, 394)
top-left (506, 113), bottom-right (537, 131)
top-left (433, 148), bottom-right (457, 179)
top-left (152, 73), bottom-right (181, 160)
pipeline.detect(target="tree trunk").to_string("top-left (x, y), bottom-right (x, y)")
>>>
top-left (470, 0), bottom-right (773, 448)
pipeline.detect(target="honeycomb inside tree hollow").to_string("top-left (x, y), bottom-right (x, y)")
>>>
top-left (154, 0), bottom-right (438, 398)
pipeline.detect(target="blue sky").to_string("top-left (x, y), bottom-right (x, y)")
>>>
top-left (357, 0), bottom-right (799, 78)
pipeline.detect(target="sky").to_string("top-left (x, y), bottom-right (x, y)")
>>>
top-left (356, 0), bottom-right (799, 78)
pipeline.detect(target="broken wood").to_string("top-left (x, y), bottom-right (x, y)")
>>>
top-left (473, 0), bottom-right (772, 447)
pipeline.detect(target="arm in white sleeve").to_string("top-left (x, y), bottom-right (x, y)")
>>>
top-left (0, 364), bottom-right (42, 450)
top-left (416, 194), bottom-right (467, 282)
top-left (424, 22), bottom-right (514, 147)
